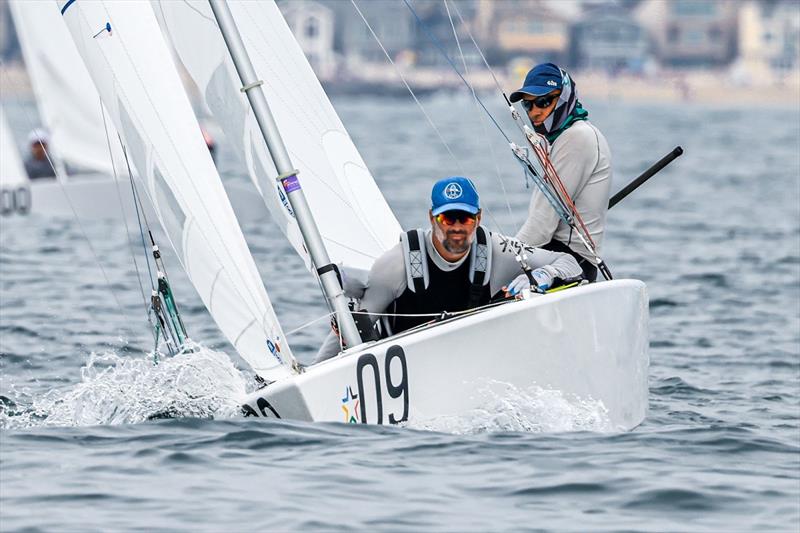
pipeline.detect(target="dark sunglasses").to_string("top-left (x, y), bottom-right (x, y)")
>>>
top-left (435, 210), bottom-right (478, 226)
top-left (521, 93), bottom-right (559, 111)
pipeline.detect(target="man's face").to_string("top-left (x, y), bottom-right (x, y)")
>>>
top-left (430, 209), bottom-right (481, 255)
top-left (522, 90), bottom-right (561, 126)
top-left (31, 141), bottom-right (47, 161)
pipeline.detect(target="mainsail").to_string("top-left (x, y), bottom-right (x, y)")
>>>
top-left (153, 0), bottom-right (401, 272)
top-left (9, 0), bottom-right (121, 175)
top-left (58, 0), bottom-right (296, 380)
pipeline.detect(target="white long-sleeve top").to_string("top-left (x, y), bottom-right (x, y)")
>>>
top-left (516, 120), bottom-right (612, 264)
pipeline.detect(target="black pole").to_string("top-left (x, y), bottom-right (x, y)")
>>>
top-left (608, 146), bottom-right (683, 209)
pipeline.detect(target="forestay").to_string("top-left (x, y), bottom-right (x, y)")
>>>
top-left (9, 0), bottom-right (121, 175)
top-left (58, 0), bottom-right (296, 380)
top-left (153, 0), bottom-right (401, 272)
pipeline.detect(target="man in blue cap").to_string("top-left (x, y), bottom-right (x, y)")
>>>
top-left (509, 63), bottom-right (612, 282)
top-left (314, 176), bottom-right (582, 362)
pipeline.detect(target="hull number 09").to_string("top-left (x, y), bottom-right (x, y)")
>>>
top-left (356, 345), bottom-right (409, 425)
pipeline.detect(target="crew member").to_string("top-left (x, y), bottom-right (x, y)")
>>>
top-left (314, 176), bottom-right (582, 362)
top-left (510, 63), bottom-right (612, 281)
top-left (23, 129), bottom-right (56, 180)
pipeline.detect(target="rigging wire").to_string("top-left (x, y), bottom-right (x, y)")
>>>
top-left (349, 0), bottom-right (465, 175)
top-left (401, 0), bottom-right (511, 144)
top-left (442, 0), bottom-right (514, 233)
top-left (449, 0), bottom-right (510, 104)
top-left (100, 99), bottom-right (155, 337)
top-left (0, 60), bottom-right (129, 324)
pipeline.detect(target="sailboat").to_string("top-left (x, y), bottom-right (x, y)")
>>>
top-left (2, 0), bottom-right (267, 223)
top-left (58, 0), bottom-right (648, 431)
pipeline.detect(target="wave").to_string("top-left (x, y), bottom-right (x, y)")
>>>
top-left (405, 380), bottom-right (614, 434)
top-left (0, 342), bottom-right (249, 429)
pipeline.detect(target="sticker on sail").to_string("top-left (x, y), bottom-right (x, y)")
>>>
top-left (266, 339), bottom-right (284, 364)
top-left (341, 385), bottom-right (359, 423)
top-left (276, 184), bottom-right (294, 217)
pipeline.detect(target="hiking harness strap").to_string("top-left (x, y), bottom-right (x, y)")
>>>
top-left (401, 229), bottom-right (429, 294)
top-left (400, 226), bottom-right (491, 302)
top-left (468, 226), bottom-right (491, 307)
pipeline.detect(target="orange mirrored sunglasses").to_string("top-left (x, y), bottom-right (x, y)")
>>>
top-left (435, 210), bottom-right (478, 226)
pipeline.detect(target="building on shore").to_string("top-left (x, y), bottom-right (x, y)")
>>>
top-left (328, 0), bottom-right (414, 68)
top-left (732, 0), bottom-right (800, 84)
top-left (635, 0), bottom-right (739, 67)
top-left (476, 0), bottom-right (573, 67)
top-left (571, 4), bottom-right (651, 73)
top-left (278, 0), bottom-right (337, 81)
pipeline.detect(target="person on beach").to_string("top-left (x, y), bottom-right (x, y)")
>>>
top-left (510, 63), bottom-right (612, 281)
top-left (23, 129), bottom-right (56, 180)
top-left (314, 176), bottom-right (582, 362)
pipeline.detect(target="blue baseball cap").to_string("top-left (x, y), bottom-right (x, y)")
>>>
top-left (431, 176), bottom-right (480, 216)
top-left (509, 63), bottom-right (563, 102)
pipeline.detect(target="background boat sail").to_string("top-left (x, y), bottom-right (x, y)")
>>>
top-left (59, 0), bottom-right (648, 430)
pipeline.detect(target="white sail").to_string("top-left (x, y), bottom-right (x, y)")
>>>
top-left (153, 0), bottom-right (401, 272)
top-left (58, 0), bottom-right (296, 380)
top-left (9, 0), bottom-right (122, 175)
top-left (0, 107), bottom-right (28, 188)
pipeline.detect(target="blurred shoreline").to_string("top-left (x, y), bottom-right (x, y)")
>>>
top-left (2, 61), bottom-right (798, 108)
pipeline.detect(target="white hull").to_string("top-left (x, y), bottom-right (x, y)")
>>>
top-left (1, 175), bottom-right (268, 223)
top-left (243, 279), bottom-right (650, 431)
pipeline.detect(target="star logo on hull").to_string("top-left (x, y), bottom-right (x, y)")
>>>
top-left (341, 386), bottom-right (359, 423)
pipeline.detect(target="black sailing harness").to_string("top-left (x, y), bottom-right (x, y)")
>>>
top-left (383, 227), bottom-right (492, 336)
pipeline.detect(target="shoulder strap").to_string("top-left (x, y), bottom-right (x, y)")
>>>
top-left (468, 226), bottom-right (491, 286)
top-left (400, 229), bottom-right (429, 293)
top-left (468, 226), bottom-right (491, 307)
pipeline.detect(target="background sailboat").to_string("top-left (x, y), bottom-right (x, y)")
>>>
top-left (2, 0), bottom-right (268, 223)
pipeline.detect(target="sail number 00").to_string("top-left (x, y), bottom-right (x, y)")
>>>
top-left (0, 186), bottom-right (31, 216)
top-left (356, 345), bottom-right (409, 425)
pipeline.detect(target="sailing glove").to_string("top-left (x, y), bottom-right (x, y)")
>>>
top-left (530, 268), bottom-right (553, 291)
top-left (507, 269), bottom-right (553, 295)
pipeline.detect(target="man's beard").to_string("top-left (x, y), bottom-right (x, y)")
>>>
top-left (434, 226), bottom-right (472, 254)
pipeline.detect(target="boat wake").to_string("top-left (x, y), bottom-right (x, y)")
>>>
top-left (405, 380), bottom-right (614, 434)
top-left (0, 342), bottom-right (249, 429)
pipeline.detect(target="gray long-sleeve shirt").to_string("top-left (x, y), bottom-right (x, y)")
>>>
top-left (516, 120), bottom-right (612, 264)
top-left (314, 228), bottom-right (582, 362)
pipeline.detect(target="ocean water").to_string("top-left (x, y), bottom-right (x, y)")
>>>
top-left (1, 94), bottom-right (798, 532)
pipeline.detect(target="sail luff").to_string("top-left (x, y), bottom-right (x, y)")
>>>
top-left (58, 0), bottom-right (296, 380)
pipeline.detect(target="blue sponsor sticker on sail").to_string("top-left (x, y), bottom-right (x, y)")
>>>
top-left (266, 339), bottom-right (284, 364)
top-left (276, 184), bottom-right (294, 217)
top-left (282, 175), bottom-right (301, 193)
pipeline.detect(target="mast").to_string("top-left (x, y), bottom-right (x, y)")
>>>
top-left (208, 0), bottom-right (363, 349)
